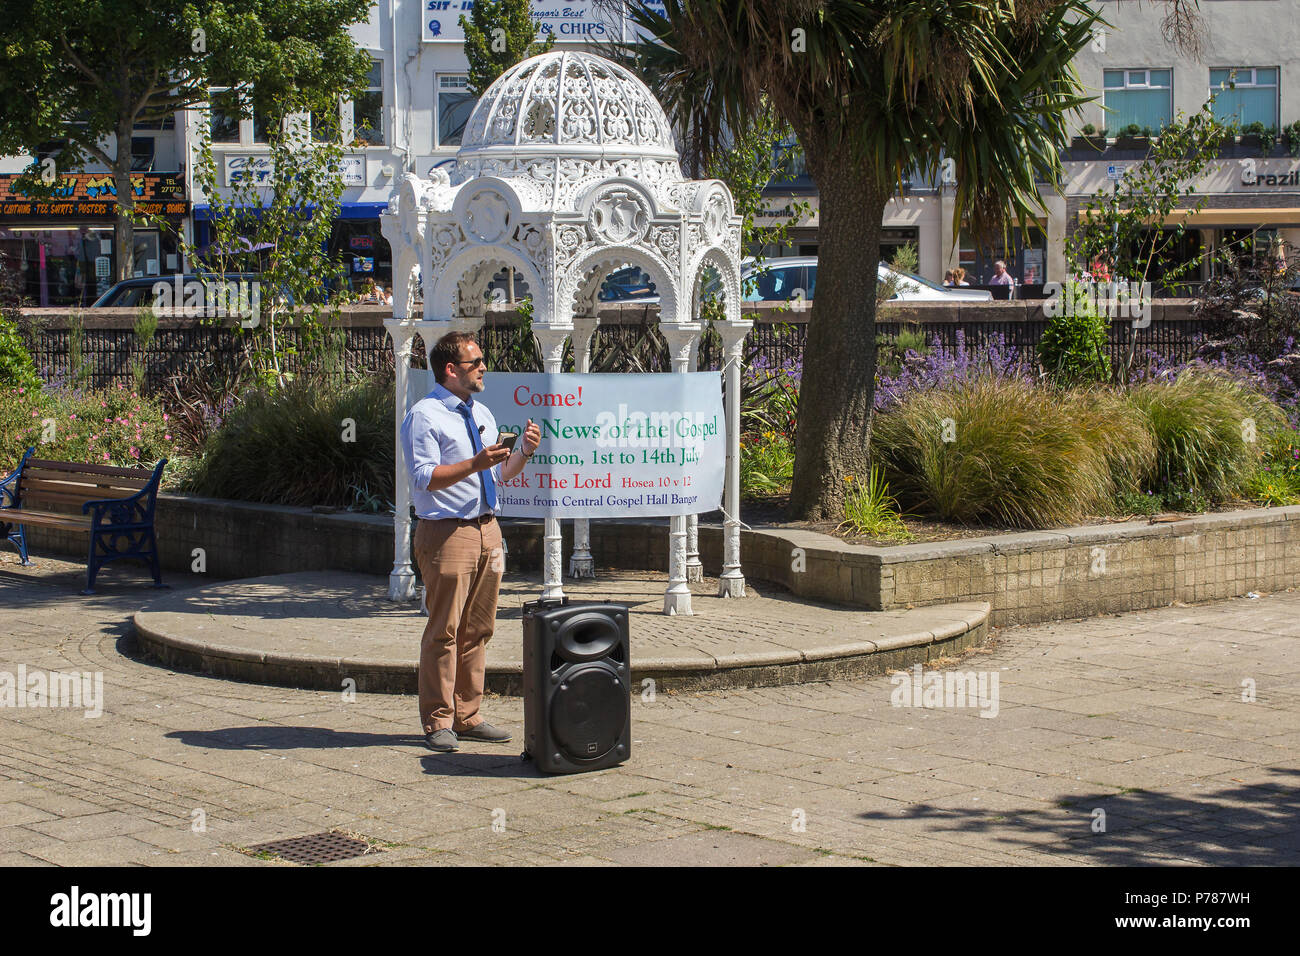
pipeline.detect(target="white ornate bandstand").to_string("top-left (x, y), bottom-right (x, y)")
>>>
top-left (379, 51), bottom-right (748, 615)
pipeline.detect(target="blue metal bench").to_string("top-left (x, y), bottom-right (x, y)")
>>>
top-left (1, 447), bottom-right (167, 594)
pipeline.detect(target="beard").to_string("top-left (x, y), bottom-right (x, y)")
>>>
top-left (467, 376), bottom-right (485, 392)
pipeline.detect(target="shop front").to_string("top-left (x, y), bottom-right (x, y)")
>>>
top-left (0, 173), bottom-right (189, 306)
top-left (329, 203), bottom-right (392, 291)
top-left (193, 200), bottom-right (391, 293)
top-left (1064, 157), bottom-right (1300, 294)
top-left (753, 192), bottom-right (945, 279)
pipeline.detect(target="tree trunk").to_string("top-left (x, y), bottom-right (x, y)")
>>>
top-left (788, 145), bottom-right (889, 521)
top-left (112, 117), bottom-right (136, 283)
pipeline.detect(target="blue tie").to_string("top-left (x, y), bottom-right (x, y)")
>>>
top-left (458, 401), bottom-right (496, 513)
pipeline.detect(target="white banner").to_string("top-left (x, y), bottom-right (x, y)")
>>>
top-left (421, 1), bottom-right (665, 44)
top-left (408, 371), bottom-right (724, 518)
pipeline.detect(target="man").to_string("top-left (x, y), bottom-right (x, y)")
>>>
top-left (401, 331), bottom-right (541, 752)
top-left (988, 260), bottom-right (1015, 285)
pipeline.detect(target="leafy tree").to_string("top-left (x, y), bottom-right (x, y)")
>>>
top-left (0, 0), bottom-right (373, 282)
top-left (461, 0), bottom-right (556, 96)
top-left (618, 0), bottom-right (1099, 519)
top-left (158, 107), bottom-right (356, 388)
top-left (704, 105), bottom-right (809, 258)
top-left (1067, 99), bottom-right (1231, 377)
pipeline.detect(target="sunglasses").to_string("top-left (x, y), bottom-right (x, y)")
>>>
top-left (453, 357), bottom-right (486, 369)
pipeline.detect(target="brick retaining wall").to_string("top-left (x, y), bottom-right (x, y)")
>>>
top-left (18, 493), bottom-right (1299, 627)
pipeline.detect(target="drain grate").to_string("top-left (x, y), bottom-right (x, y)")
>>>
top-left (247, 831), bottom-right (378, 865)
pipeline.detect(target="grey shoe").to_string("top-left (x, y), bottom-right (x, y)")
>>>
top-left (425, 729), bottom-right (459, 752)
top-left (455, 721), bottom-right (512, 743)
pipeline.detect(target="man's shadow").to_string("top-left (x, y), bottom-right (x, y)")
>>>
top-left (166, 726), bottom-right (550, 778)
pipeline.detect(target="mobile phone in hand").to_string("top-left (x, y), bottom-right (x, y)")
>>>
top-left (497, 431), bottom-right (519, 452)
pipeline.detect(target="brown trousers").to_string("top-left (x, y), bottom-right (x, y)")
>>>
top-left (413, 517), bottom-right (504, 734)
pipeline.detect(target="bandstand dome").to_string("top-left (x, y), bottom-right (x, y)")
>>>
top-left (458, 50), bottom-right (680, 161)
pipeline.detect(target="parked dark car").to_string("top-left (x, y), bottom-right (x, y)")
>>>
top-left (89, 274), bottom-right (262, 308)
top-left (89, 273), bottom-right (350, 309)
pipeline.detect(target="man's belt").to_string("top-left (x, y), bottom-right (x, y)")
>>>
top-left (423, 513), bottom-right (496, 525)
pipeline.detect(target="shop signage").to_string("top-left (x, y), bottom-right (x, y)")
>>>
top-left (339, 156), bottom-right (365, 186)
top-left (225, 155), bottom-right (273, 185)
top-left (754, 194), bottom-right (820, 227)
top-left (421, 0), bottom-right (664, 44)
top-left (1067, 158), bottom-right (1300, 195)
top-left (1237, 159), bottom-right (1300, 187)
top-left (0, 172), bottom-right (187, 218)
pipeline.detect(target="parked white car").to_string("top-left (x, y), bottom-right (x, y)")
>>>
top-left (735, 256), bottom-right (992, 303)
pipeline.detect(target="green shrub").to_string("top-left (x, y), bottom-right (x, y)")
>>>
top-left (740, 430), bottom-right (794, 498)
top-left (1, 384), bottom-right (177, 475)
top-left (1037, 283), bottom-right (1111, 386)
top-left (1114, 488), bottom-right (1167, 516)
top-left (871, 377), bottom-right (1119, 527)
top-left (1124, 371), bottom-right (1282, 504)
top-left (1242, 423), bottom-right (1300, 506)
top-left (839, 467), bottom-right (912, 540)
top-left (0, 314), bottom-right (40, 391)
top-left (184, 375), bottom-right (395, 508)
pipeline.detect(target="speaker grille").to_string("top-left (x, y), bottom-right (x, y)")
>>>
top-left (550, 664), bottom-right (627, 761)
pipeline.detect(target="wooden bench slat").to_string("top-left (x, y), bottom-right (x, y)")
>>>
top-left (1, 508), bottom-right (93, 530)
top-left (19, 492), bottom-right (133, 511)
top-left (27, 458), bottom-right (156, 480)
top-left (22, 467), bottom-right (151, 490)
top-left (21, 480), bottom-right (141, 501)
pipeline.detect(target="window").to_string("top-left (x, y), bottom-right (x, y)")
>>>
top-left (209, 88), bottom-right (241, 143)
top-left (252, 103), bottom-right (272, 144)
top-left (1210, 67), bottom-right (1278, 128)
top-left (353, 59), bottom-right (384, 146)
top-left (312, 101), bottom-right (341, 143)
top-left (1103, 69), bottom-right (1173, 133)
top-left (130, 137), bottom-right (155, 171)
top-left (437, 74), bottom-right (475, 147)
top-left (133, 115), bottom-right (175, 131)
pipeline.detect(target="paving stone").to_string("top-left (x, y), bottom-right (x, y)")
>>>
top-left (4, 556), bottom-right (1300, 865)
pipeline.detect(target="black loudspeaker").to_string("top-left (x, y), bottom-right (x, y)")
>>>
top-left (522, 598), bottom-right (631, 774)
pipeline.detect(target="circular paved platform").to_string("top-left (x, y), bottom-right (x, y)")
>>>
top-left (131, 570), bottom-right (990, 693)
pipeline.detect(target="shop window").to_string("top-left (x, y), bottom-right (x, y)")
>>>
top-left (1210, 68), bottom-right (1278, 129)
top-left (437, 74), bottom-right (475, 147)
top-left (1103, 69), bottom-right (1173, 133)
top-left (210, 88), bottom-right (241, 143)
top-left (353, 59), bottom-right (385, 146)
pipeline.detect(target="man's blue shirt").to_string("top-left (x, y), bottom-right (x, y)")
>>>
top-left (400, 383), bottom-right (502, 519)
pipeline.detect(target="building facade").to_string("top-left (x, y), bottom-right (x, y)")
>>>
top-left (759, 0), bottom-right (1300, 288)
top-left (0, 120), bottom-right (191, 306)
top-left (1061, 0), bottom-right (1300, 290)
top-left (190, 1), bottom-right (663, 295)
top-left (11, 2), bottom-right (1294, 301)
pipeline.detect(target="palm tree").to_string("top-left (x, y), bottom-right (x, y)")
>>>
top-left (619, 0), bottom-right (1100, 520)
